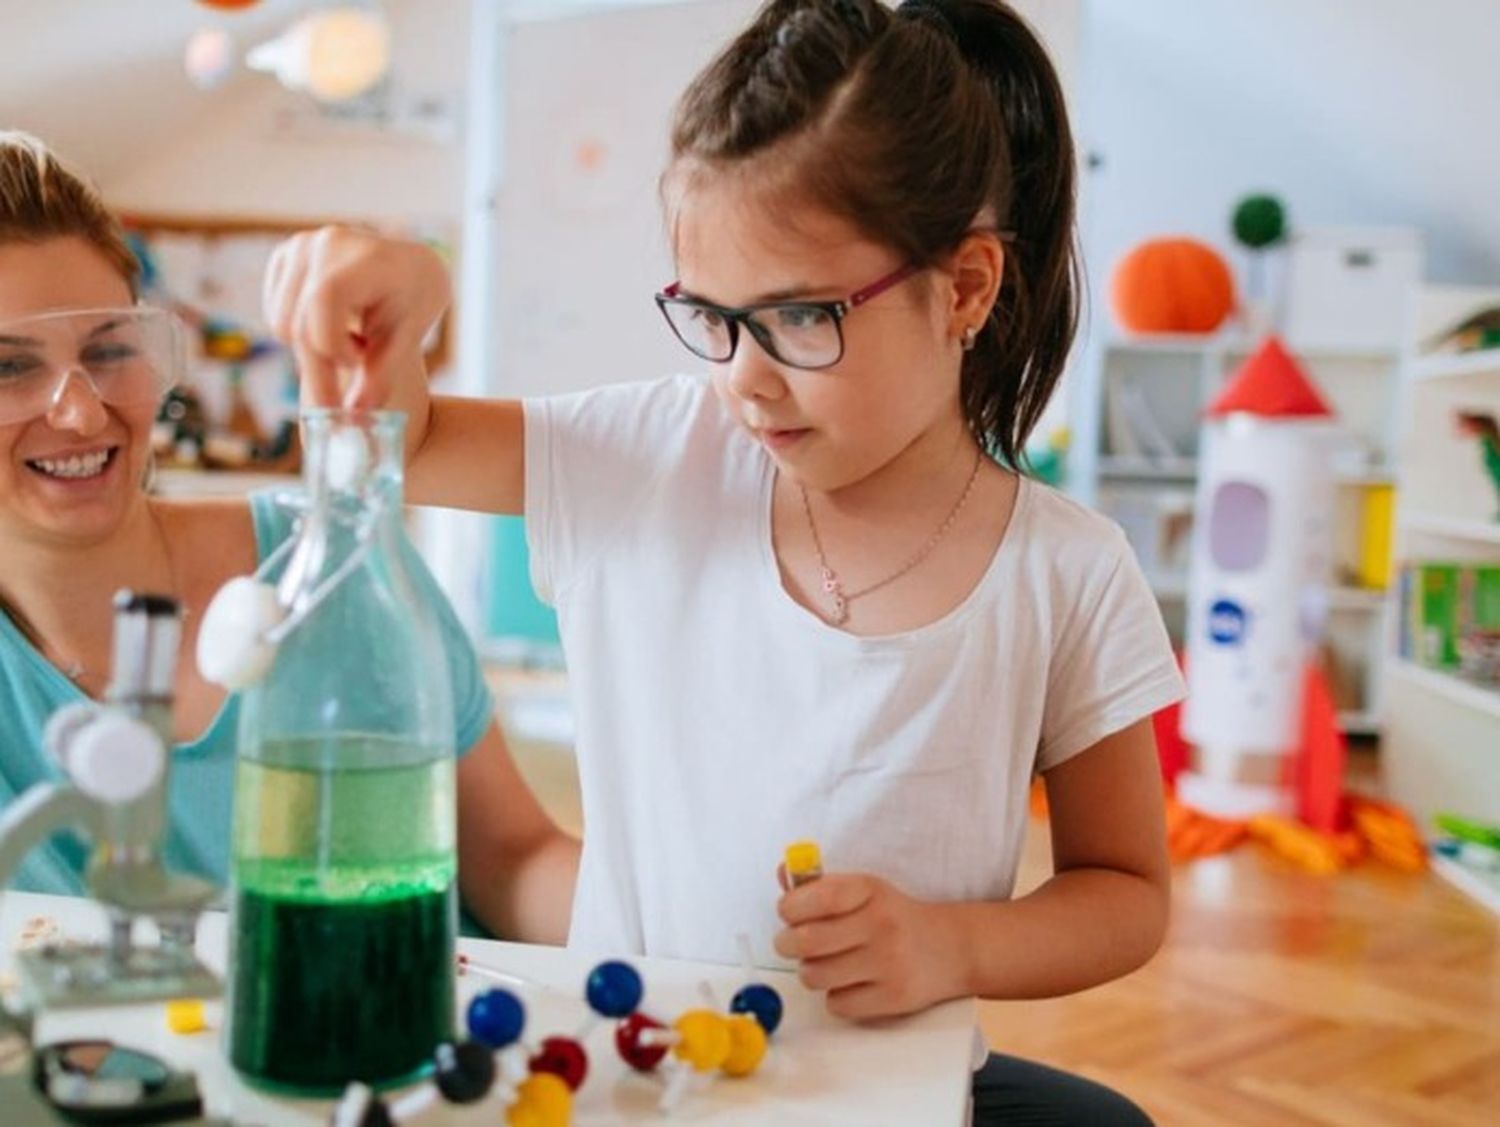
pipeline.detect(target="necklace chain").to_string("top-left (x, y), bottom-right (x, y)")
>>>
top-left (799, 448), bottom-right (984, 626)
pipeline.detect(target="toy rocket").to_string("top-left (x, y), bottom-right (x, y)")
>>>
top-left (1179, 336), bottom-right (1338, 818)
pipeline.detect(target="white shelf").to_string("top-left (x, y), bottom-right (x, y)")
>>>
top-left (1337, 709), bottom-right (1382, 735)
top-left (1089, 317), bottom-right (1410, 741)
top-left (1431, 853), bottom-right (1500, 917)
top-left (1150, 582), bottom-right (1386, 612)
top-left (1106, 334), bottom-right (1400, 363)
top-left (1099, 456), bottom-right (1395, 489)
top-left (1329, 586), bottom-right (1388, 611)
top-left (1401, 513), bottom-right (1500, 545)
top-left (1389, 660), bottom-right (1500, 720)
top-left (1105, 333), bottom-right (1227, 355)
top-left (1333, 469), bottom-right (1397, 487)
top-left (1097, 456), bottom-right (1199, 482)
top-left (1381, 285), bottom-right (1500, 828)
top-left (1413, 348), bottom-right (1500, 384)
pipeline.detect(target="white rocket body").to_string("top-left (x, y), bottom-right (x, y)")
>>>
top-left (1181, 414), bottom-right (1335, 781)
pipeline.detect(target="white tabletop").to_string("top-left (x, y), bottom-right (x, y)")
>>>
top-left (1, 891), bottom-right (975, 1125)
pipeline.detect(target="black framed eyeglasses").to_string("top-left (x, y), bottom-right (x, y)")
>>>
top-left (654, 262), bottom-right (921, 371)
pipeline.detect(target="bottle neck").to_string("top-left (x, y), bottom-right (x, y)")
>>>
top-left (300, 409), bottom-right (406, 515)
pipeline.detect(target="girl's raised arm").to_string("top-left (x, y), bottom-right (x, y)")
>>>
top-left (265, 226), bottom-right (526, 514)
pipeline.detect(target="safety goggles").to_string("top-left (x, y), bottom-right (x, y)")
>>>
top-left (0, 307), bottom-right (186, 427)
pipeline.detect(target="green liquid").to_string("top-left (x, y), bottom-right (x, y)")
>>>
top-left (228, 744), bottom-right (456, 1092)
top-left (229, 880), bottom-right (454, 1091)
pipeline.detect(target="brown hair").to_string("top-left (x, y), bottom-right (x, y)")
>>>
top-left (668, 0), bottom-right (1078, 469)
top-left (0, 132), bottom-right (139, 648)
top-left (0, 130), bottom-right (139, 293)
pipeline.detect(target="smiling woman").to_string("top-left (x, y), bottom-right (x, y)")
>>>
top-left (0, 131), bottom-right (579, 943)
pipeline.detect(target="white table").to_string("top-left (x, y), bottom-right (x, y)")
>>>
top-left (1, 892), bottom-right (975, 1125)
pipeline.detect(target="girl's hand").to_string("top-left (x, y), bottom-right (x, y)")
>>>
top-left (262, 226), bottom-right (451, 410)
top-left (773, 873), bottom-right (964, 1020)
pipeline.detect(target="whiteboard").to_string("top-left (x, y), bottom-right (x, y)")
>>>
top-left (489, 0), bottom-right (759, 397)
top-left (483, 0), bottom-right (1078, 398)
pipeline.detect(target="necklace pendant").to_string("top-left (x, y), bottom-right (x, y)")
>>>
top-left (827, 592), bottom-right (849, 626)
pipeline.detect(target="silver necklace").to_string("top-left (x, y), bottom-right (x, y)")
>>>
top-left (799, 448), bottom-right (984, 626)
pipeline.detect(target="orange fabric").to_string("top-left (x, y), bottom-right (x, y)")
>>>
top-left (1247, 813), bottom-right (1344, 874)
top-left (1166, 795), bottom-right (1247, 862)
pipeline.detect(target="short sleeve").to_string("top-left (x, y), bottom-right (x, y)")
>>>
top-left (248, 490), bottom-right (494, 757)
top-left (1038, 530), bottom-right (1185, 772)
top-left (524, 376), bottom-right (706, 604)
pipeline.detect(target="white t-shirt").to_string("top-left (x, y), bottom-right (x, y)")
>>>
top-left (525, 375), bottom-right (1185, 967)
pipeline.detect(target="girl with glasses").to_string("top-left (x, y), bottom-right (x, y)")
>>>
top-left (0, 132), bottom-right (579, 945)
top-left (269, 3), bottom-right (1180, 1122)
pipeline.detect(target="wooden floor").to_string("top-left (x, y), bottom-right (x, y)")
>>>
top-left (990, 819), bottom-right (1500, 1125)
top-left (505, 731), bottom-right (1500, 1126)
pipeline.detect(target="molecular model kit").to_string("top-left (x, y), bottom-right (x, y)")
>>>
top-left (330, 948), bottom-right (785, 1127)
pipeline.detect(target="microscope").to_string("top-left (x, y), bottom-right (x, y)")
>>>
top-left (0, 592), bottom-right (220, 1037)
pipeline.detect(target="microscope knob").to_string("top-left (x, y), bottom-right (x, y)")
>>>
top-left (70, 714), bottom-right (165, 804)
top-left (197, 576), bottom-right (285, 690)
top-left (43, 701), bottom-right (105, 766)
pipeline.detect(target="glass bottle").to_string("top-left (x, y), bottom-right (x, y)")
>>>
top-left (226, 409), bottom-right (456, 1093)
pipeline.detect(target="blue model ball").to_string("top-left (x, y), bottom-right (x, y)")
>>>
top-left (466, 988), bottom-right (525, 1049)
top-left (586, 960), bottom-right (644, 1018)
top-left (730, 982), bottom-right (784, 1035)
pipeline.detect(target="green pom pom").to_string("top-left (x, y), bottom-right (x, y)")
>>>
top-left (1232, 194), bottom-right (1287, 250)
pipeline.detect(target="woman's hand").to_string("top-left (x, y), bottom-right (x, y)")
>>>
top-left (262, 226), bottom-right (450, 414)
top-left (773, 873), bottom-right (965, 1020)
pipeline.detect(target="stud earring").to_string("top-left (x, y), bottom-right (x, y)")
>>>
top-left (961, 325), bottom-right (978, 352)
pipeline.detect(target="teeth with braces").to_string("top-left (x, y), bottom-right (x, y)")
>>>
top-left (31, 450), bottom-right (111, 479)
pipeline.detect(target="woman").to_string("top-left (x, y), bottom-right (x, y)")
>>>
top-left (0, 131), bottom-right (578, 943)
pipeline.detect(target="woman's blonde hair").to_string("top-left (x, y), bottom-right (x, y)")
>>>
top-left (0, 130), bottom-right (139, 293)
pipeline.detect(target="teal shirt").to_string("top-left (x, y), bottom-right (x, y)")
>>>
top-left (0, 490), bottom-right (494, 896)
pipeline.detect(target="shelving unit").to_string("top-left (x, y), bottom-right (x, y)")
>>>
top-left (1383, 285), bottom-right (1500, 912)
top-left (1431, 853), bottom-right (1500, 917)
top-left (1072, 330), bottom-right (1407, 735)
top-left (1389, 660), bottom-right (1500, 721)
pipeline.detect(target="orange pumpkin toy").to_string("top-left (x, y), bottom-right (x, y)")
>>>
top-left (1111, 238), bottom-right (1236, 334)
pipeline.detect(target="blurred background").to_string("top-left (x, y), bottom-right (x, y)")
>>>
top-left (4, 5), bottom-right (1498, 1118)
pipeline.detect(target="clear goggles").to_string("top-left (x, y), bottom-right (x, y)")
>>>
top-left (0, 306), bottom-right (186, 427)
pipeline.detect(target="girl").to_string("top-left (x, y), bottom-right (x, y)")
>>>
top-left (0, 131), bottom-right (578, 943)
top-left (269, 2), bottom-right (1180, 1121)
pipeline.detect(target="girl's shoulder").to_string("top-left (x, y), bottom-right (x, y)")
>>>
top-left (535, 373), bottom-right (747, 474)
top-left (546, 372), bottom-right (726, 431)
top-left (1010, 479), bottom-right (1133, 580)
